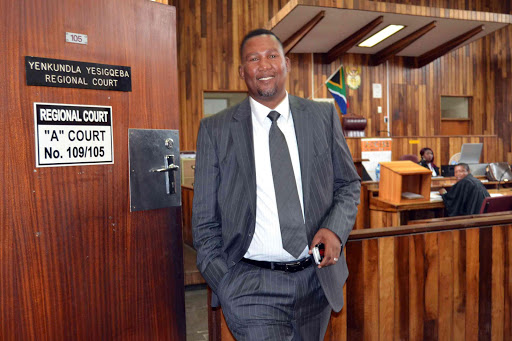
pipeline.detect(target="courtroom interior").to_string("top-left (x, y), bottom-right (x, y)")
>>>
top-left (1, 0), bottom-right (512, 340)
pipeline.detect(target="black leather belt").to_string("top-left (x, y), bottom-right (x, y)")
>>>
top-left (242, 256), bottom-right (313, 273)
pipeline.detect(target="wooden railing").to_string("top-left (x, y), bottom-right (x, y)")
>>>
top-left (210, 214), bottom-right (512, 340)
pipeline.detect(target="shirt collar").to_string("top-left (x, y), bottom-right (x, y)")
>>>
top-left (249, 92), bottom-right (290, 126)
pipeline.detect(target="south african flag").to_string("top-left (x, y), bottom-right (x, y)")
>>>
top-left (326, 66), bottom-right (348, 115)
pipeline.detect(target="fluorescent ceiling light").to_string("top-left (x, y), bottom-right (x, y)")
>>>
top-left (358, 25), bottom-right (405, 47)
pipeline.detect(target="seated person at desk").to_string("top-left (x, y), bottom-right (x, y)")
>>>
top-left (418, 147), bottom-right (439, 176)
top-left (438, 163), bottom-right (490, 216)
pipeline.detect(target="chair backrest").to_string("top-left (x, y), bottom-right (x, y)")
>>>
top-left (342, 115), bottom-right (367, 138)
top-left (399, 154), bottom-right (419, 163)
top-left (479, 195), bottom-right (512, 213)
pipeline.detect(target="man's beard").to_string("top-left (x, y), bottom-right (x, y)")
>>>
top-left (257, 86), bottom-right (278, 97)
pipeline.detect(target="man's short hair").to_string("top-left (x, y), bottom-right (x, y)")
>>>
top-left (240, 29), bottom-right (284, 60)
top-left (456, 163), bottom-right (470, 172)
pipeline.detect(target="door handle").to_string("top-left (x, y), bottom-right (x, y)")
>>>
top-left (151, 154), bottom-right (179, 194)
top-left (152, 164), bottom-right (180, 173)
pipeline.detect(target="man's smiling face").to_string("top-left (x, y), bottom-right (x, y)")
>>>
top-left (239, 34), bottom-right (290, 108)
top-left (454, 165), bottom-right (469, 181)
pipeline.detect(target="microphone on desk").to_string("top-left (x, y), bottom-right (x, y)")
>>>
top-left (497, 169), bottom-right (510, 190)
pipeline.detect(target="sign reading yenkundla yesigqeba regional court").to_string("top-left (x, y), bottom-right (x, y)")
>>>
top-left (25, 56), bottom-right (131, 91)
top-left (34, 103), bottom-right (114, 167)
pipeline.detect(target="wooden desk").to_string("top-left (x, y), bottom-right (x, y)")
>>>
top-left (369, 187), bottom-right (512, 228)
top-left (369, 176), bottom-right (506, 191)
top-left (378, 161), bottom-right (432, 204)
top-left (431, 176), bottom-right (511, 190)
top-left (369, 195), bottom-right (445, 227)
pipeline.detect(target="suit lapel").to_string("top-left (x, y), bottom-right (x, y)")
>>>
top-left (230, 99), bottom-right (257, 217)
top-left (228, 96), bottom-right (313, 225)
top-left (290, 96), bottom-right (313, 228)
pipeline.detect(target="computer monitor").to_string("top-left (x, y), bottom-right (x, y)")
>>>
top-left (441, 165), bottom-right (455, 177)
top-left (468, 163), bottom-right (488, 176)
top-left (441, 163), bottom-right (487, 177)
top-left (459, 143), bottom-right (483, 164)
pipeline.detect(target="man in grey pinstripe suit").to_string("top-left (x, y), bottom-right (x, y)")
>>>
top-left (192, 29), bottom-right (361, 340)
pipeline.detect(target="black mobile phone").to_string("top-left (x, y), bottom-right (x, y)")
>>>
top-left (312, 243), bottom-right (325, 264)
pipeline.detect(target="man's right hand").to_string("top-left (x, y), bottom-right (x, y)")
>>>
top-left (309, 228), bottom-right (341, 268)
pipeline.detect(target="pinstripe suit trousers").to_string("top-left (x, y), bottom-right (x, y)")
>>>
top-left (217, 260), bottom-right (332, 340)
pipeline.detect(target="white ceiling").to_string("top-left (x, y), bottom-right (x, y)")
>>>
top-left (271, 6), bottom-right (509, 57)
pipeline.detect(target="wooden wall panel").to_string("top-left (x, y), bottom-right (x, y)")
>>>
top-left (440, 120), bottom-right (470, 135)
top-left (390, 135), bottom-right (500, 164)
top-left (388, 38), bottom-right (496, 138)
top-left (346, 135), bottom-right (500, 166)
top-left (493, 25), bottom-right (512, 162)
top-left (172, 0), bottom-right (512, 165)
top-left (171, 0), bottom-right (289, 150)
top-left (313, 54), bottom-right (389, 137)
top-left (371, 0), bottom-right (511, 13)
top-left (334, 223), bottom-right (512, 341)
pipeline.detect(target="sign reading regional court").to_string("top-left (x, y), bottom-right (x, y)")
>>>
top-left (25, 56), bottom-right (131, 91)
top-left (34, 103), bottom-right (114, 167)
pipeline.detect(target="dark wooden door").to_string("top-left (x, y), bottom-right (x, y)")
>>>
top-left (0, 0), bottom-right (184, 339)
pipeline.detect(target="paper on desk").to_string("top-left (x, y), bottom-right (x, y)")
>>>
top-left (401, 192), bottom-right (424, 199)
top-left (430, 191), bottom-right (443, 201)
top-left (490, 193), bottom-right (504, 197)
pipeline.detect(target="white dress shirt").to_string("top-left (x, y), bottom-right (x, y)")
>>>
top-left (427, 163), bottom-right (437, 176)
top-left (244, 93), bottom-right (309, 262)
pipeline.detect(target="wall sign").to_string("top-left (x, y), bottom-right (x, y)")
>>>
top-left (361, 138), bottom-right (392, 181)
top-left (25, 56), bottom-right (131, 91)
top-left (34, 103), bottom-right (114, 167)
top-left (66, 32), bottom-right (88, 45)
top-left (372, 83), bottom-right (382, 99)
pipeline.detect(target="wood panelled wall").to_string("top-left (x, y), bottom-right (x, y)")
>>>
top-left (372, 0), bottom-right (511, 13)
top-left (345, 135), bottom-right (500, 165)
top-left (170, 0), bottom-right (289, 150)
top-left (171, 0), bottom-right (512, 163)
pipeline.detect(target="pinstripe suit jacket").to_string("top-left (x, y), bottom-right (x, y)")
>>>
top-left (192, 95), bottom-right (361, 312)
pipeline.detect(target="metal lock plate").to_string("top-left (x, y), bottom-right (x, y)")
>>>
top-left (128, 129), bottom-right (181, 211)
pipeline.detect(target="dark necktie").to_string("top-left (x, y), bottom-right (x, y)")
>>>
top-left (267, 110), bottom-right (307, 258)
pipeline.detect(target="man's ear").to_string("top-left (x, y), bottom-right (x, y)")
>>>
top-left (238, 65), bottom-right (245, 80)
top-left (285, 56), bottom-right (291, 72)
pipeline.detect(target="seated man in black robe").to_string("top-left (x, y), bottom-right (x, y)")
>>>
top-left (438, 163), bottom-right (490, 216)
